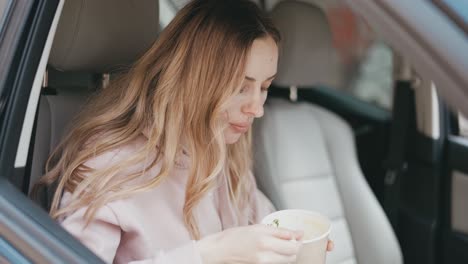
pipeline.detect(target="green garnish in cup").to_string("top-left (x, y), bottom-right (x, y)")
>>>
top-left (272, 219), bottom-right (279, 227)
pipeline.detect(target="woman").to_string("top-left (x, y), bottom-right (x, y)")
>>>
top-left (34, 0), bottom-right (332, 263)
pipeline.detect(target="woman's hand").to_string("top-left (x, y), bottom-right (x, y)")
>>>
top-left (327, 240), bottom-right (334, 251)
top-left (196, 224), bottom-right (303, 264)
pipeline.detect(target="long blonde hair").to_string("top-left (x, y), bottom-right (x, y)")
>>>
top-left (32, 0), bottom-right (280, 239)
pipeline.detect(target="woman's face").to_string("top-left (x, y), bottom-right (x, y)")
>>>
top-left (223, 37), bottom-right (279, 144)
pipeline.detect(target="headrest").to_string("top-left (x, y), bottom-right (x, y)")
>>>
top-left (271, 0), bottom-right (341, 88)
top-left (49, 0), bottom-right (159, 73)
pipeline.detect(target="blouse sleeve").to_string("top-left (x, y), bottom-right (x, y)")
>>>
top-left (61, 204), bottom-right (202, 264)
top-left (59, 141), bottom-right (203, 264)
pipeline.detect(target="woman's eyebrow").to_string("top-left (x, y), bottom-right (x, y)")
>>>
top-left (244, 73), bottom-right (277, 82)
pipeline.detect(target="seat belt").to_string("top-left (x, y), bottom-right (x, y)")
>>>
top-left (383, 80), bottom-right (414, 230)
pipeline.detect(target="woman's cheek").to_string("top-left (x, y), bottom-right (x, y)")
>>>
top-left (221, 111), bottom-right (229, 122)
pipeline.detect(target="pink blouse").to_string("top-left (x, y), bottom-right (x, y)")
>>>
top-left (59, 135), bottom-right (275, 263)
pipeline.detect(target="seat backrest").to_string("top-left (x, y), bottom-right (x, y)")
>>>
top-left (253, 1), bottom-right (402, 263)
top-left (267, 0), bottom-right (344, 89)
top-left (29, 0), bottom-right (159, 199)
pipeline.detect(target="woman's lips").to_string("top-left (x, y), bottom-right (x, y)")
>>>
top-left (229, 123), bottom-right (250, 133)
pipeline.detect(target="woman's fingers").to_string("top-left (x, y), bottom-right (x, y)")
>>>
top-left (261, 225), bottom-right (303, 241)
top-left (265, 226), bottom-right (295, 240)
top-left (255, 225), bottom-right (334, 255)
top-left (255, 251), bottom-right (298, 264)
top-left (327, 240), bottom-right (334, 251)
top-left (293, 230), bottom-right (304, 241)
top-left (260, 237), bottom-right (302, 256)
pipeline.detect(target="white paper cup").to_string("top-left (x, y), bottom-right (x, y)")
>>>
top-left (261, 209), bottom-right (331, 264)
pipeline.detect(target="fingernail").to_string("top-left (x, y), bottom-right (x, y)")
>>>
top-left (296, 230), bottom-right (304, 239)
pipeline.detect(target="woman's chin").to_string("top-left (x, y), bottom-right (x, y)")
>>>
top-left (224, 133), bottom-right (242, 144)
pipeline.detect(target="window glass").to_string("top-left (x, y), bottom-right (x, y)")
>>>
top-left (459, 113), bottom-right (468, 137)
top-left (433, 0), bottom-right (468, 35)
top-left (159, 0), bottom-right (177, 28)
top-left (267, 0), bottom-right (394, 109)
top-left (169, 0), bottom-right (261, 10)
top-left (161, 0), bottom-right (262, 28)
top-left (170, 0), bottom-right (190, 10)
top-left (0, 0), bottom-right (11, 33)
top-left (436, 0), bottom-right (468, 25)
top-left (327, 2), bottom-right (394, 109)
top-left (161, 0), bottom-right (395, 109)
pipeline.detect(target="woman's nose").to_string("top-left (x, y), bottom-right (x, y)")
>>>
top-left (242, 95), bottom-right (264, 118)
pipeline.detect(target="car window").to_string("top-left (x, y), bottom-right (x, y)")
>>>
top-left (161, 0), bottom-right (395, 110)
top-left (459, 113), bottom-right (468, 137)
top-left (0, 0), bottom-right (11, 34)
top-left (436, 0), bottom-right (468, 24)
top-left (269, 1), bottom-right (394, 110)
top-left (161, 0), bottom-right (262, 28)
top-left (169, 0), bottom-right (189, 9)
top-left (441, 0), bottom-right (468, 22)
top-left (433, 0), bottom-right (468, 34)
top-left (323, 2), bottom-right (394, 110)
top-left (159, 0), bottom-right (176, 28)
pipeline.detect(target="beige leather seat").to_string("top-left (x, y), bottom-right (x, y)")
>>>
top-left (29, 0), bottom-right (159, 207)
top-left (253, 1), bottom-right (403, 263)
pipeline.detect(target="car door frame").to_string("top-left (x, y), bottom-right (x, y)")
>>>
top-left (440, 107), bottom-right (468, 264)
top-left (0, 0), bottom-right (104, 262)
top-left (347, 0), bottom-right (468, 263)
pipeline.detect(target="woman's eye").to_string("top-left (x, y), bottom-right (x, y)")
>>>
top-left (239, 86), bottom-right (247, 93)
top-left (261, 86), bottom-right (269, 92)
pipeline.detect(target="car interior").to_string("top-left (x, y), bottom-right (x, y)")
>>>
top-left (28, 0), bottom-right (402, 263)
top-left (1, 0), bottom-right (467, 263)
top-left (253, 1), bottom-right (400, 263)
top-left (28, 0), bottom-right (160, 206)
